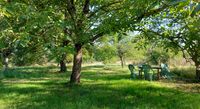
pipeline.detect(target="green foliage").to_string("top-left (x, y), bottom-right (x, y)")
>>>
top-left (147, 50), bottom-right (170, 65)
top-left (171, 66), bottom-right (196, 79)
top-left (128, 35), bottom-right (172, 64)
top-left (82, 48), bottom-right (94, 63)
top-left (12, 48), bottom-right (46, 66)
top-left (94, 44), bottom-right (117, 64)
top-left (46, 44), bottom-right (74, 63)
top-left (145, 47), bottom-right (176, 65)
top-left (0, 59), bottom-right (2, 68)
top-left (191, 2), bottom-right (200, 17)
top-left (138, 1), bottom-right (200, 67)
top-left (0, 0), bottom-right (196, 83)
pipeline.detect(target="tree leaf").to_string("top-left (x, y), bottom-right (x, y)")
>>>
top-left (191, 3), bottom-right (200, 17)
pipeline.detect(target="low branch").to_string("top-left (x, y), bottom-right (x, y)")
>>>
top-left (139, 28), bottom-right (193, 63)
top-left (135, 4), bottom-right (169, 22)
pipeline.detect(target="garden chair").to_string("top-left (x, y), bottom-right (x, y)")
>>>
top-left (160, 63), bottom-right (172, 80)
top-left (142, 64), bottom-right (155, 81)
top-left (142, 64), bottom-right (150, 80)
top-left (128, 64), bottom-right (137, 79)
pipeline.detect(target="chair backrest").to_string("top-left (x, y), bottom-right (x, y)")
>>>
top-left (142, 64), bottom-right (151, 74)
top-left (141, 64), bottom-right (152, 80)
top-left (160, 63), bottom-right (170, 76)
top-left (161, 63), bottom-right (169, 71)
top-left (128, 64), bottom-right (135, 73)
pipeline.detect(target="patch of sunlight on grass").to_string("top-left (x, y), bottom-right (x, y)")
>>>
top-left (0, 65), bottom-right (200, 109)
top-left (0, 101), bottom-right (7, 109)
top-left (13, 83), bottom-right (43, 89)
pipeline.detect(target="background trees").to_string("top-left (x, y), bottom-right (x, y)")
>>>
top-left (0, 0), bottom-right (29, 71)
top-left (1, 0), bottom-right (198, 83)
top-left (63, 0), bottom-right (181, 83)
top-left (137, 1), bottom-right (200, 81)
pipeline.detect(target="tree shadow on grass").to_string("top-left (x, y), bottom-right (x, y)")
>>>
top-left (82, 65), bottom-right (105, 70)
top-left (1, 66), bottom-right (62, 79)
top-left (81, 66), bottom-right (130, 81)
top-left (1, 65), bottom-right (200, 109)
top-left (0, 79), bottom-right (200, 109)
top-left (82, 71), bottom-right (130, 81)
top-left (1, 65), bottom-right (128, 81)
top-left (13, 66), bottom-right (58, 71)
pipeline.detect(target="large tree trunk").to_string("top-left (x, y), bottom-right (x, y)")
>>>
top-left (70, 44), bottom-right (82, 84)
top-left (59, 53), bottom-right (67, 72)
top-left (196, 64), bottom-right (200, 82)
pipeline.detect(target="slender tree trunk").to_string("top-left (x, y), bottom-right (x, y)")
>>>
top-left (1, 53), bottom-right (8, 72)
top-left (59, 39), bottom-right (70, 72)
top-left (196, 64), bottom-right (200, 82)
top-left (70, 44), bottom-right (82, 84)
top-left (123, 57), bottom-right (126, 67)
top-left (60, 53), bottom-right (67, 72)
top-left (119, 56), bottom-right (124, 68)
top-left (60, 7), bottom-right (70, 73)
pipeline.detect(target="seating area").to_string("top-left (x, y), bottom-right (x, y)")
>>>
top-left (128, 63), bottom-right (172, 81)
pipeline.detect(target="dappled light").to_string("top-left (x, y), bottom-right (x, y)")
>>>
top-left (0, 0), bottom-right (200, 108)
top-left (0, 65), bottom-right (200, 109)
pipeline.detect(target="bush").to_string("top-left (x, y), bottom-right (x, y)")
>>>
top-left (171, 67), bottom-right (195, 79)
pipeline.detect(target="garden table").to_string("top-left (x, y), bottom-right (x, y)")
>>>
top-left (138, 65), bottom-right (161, 80)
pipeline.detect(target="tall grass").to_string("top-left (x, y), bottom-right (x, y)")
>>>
top-left (171, 66), bottom-right (196, 79)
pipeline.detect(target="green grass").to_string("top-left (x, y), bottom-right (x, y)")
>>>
top-left (0, 65), bottom-right (200, 109)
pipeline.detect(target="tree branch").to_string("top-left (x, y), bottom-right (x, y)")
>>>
top-left (139, 28), bottom-right (193, 63)
top-left (88, 1), bottom-right (122, 18)
top-left (90, 32), bottom-right (104, 42)
top-left (66, 0), bottom-right (76, 19)
top-left (134, 4), bottom-right (169, 22)
top-left (83, 0), bottom-right (90, 15)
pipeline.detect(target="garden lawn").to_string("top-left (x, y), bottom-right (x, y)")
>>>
top-left (0, 65), bottom-right (200, 109)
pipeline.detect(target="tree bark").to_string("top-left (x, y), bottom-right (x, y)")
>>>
top-left (196, 64), bottom-right (200, 82)
top-left (59, 53), bottom-right (67, 72)
top-left (119, 56), bottom-right (124, 68)
top-left (70, 44), bottom-right (82, 84)
top-left (1, 53), bottom-right (8, 72)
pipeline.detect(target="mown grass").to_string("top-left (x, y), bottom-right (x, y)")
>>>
top-left (0, 65), bottom-right (200, 109)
